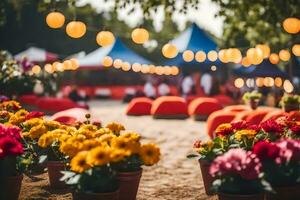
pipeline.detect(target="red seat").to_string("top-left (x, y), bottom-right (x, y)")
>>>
top-left (188, 97), bottom-right (223, 121)
top-left (126, 97), bottom-right (153, 116)
top-left (232, 110), bottom-right (252, 122)
top-left (151, 96), bottom-right (188, 119)
top-left (245, 109), bottom-right (272, 125)
top-left (207, 110), bottom-right (237, 138)
top-left (213, 94), bottom-right (234, 106)
top-left (223, 105), bottom-right (251, 112)
top-left (261, 110), bottom-right (287, 123)
top-left (18, 94), bottom-right (39, 106)
top-left (51, 108), bottom-right (90, 125)
top-left (288, 111), bottom-right (300, 121)
top-left (36, 97), bottom-right (88, 114)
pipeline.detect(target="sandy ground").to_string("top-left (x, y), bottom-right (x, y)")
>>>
top-left (20, 100), bottom-right (216, 200)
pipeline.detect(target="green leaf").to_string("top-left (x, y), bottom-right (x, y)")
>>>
top-left (186, 154), bottom-right (199, 159)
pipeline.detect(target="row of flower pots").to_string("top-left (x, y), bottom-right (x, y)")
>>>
top-left (191, 110), bottom-right (300, 200)
top-left (0, 100), bottom-right (160, 200)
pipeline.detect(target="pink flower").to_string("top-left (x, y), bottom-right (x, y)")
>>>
top-left (290, 125), bottom-right (300, 135)
top-left (275, 139), bottom-right (300, 164)
top-left (209, 148), bottom-right (262, 180)
top-left (25, 111), bottom-right (44, 120)
top-left (261, 119), bottom-right (284, 134)
top-left (253, 141), bottom-right (280, 160)
top-left (0, 124), bottom-right (21, 140)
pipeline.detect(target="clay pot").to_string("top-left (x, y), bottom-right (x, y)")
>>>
top-left (72, 190), bottom-right (119, 200)
top-left (217, 192), bottom-right (264, 200)
top-left (198, 159), bottom-right (215, 195)
top-left (47, 161), bottom-right (67, 189)
top-left (118, 169), bottom-right (143, 200)
top-left (283, 103), bottom-right (299, 112)
top-left (248, 99), bottom-right (259, 110)
top-left (6, 174), bottom-right (23, 200)
top-left (265, 185), bottom-right (300, 200)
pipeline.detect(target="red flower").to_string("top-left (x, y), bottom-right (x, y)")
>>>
top-left (0, 124), bottom-right (21, 140)
top-left (193, 140), bottom-right (202, 148)
top-left (253, 141), bottom-right (280, 161)
top-left (25, 111), bottom-right (44, 120)
top-left (231, 120), bottom-right (249, 130)
top-left (290, 125), bottom-right (300, 135)
top-left (261, 120), bottom-right (284, 134)
top-left (0, 135), bottom-right (23, 158)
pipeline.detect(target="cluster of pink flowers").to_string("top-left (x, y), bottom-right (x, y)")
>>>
top-left (0, 124), bottom-right (23, 158)
top-left (209, 148), bottom-right (262, 180)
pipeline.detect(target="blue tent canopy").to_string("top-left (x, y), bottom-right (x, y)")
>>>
top-left (77, 37), bottom-right (151, 68)
top-left (164, 23), bottom-right (220, 72)
top-left (233, 59), bottom-right (288, 78)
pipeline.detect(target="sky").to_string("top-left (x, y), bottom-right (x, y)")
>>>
top-left (76, 0), bottom-right (224, 38)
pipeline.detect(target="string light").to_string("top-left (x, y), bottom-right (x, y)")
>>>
top-left (131, 28), bottom-right (149, 44)
top-left (195, 51), bottom-right (206, 62)
top-left (102, 56), bottom-right (113, 67)
top-left (269, 53), bottom-right (280, 64)
top-left (96, 31), bottom-right (115, 47)
top-left (279, 49), bottom-right (291, 62)
top-left (32, 65), bottom-right (41, 74)
top-left (66, 21), bottom-right (86, 39)
top-left (207, 50), bottom-right (218, 62)
top-left (162, 43), bottom-right (178, 58)
top-left (234, 78), bottom-right (244, 88)
top-left (46, 12), bottom-right (65, 29)
top-left (182, 50), bottom-right (194, 62)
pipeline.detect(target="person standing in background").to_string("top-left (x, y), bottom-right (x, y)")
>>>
top-left (144, 80), bottom-right (156, 99)
top-left (158, 79), bottom-right (171, 96)
top-left (200, 72), bottom-right (212, 96)
top-left (181, 73), bottom-right (194, 98)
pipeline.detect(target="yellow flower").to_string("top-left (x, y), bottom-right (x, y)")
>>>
top-left (23, 118), bottom-right (43, 128)
top-left (79, 124), bottom-right (98, 132)
top-left (27, 124), bottom-right (47, 139)
top-left (215, 123), bottom-right (233, 137)
top-left (15, 109), bottom-right (29, 117)
top-left (0, 100), bottom-right (21, 112)
top-left (111, 137), bottom-right (134, 155)
top-left (110, 149), bottom-right (129, 162)
top-left (96, 128), bottom-right (113, 136)
top-left (38, 133), bottom-right (54, 148)
top-left (70, 151), bottom-right (91, 173)
top-left (86, 147), bottom-right (111, 166)
top-left (106, 122), bottom-right (125, 135)
top-left (139, 144), bottom-right (160, 166)
top-left (60, 140), bottom-right (83, 158)
top-left (235, 129), bottom-right (257, 141)
top-left (82, 139), bottom-right (102, 151)
top-left (44, 120), bottom-right (61, 130)
top-left (97, 133), bottom-right (117, 145)
top-left (121, 132), bottom-right (141, 142)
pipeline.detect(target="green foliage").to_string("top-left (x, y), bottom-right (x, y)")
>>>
top-left (279, 93), bottom-right (300, 106)
top-left (242, 90), bottom-right (262, 101)
top-left (111, 154), bottom-right (142, 172)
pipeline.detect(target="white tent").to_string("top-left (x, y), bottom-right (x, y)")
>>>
top-left (14, 46), bottom-right (58, 63)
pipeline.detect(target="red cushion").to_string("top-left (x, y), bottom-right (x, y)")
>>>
top-left (245, 109), bottom-right (271, 125)
top-left (223, 105), bottom-right (251, 112)
top-left (207, 110), bottom-right (237, 138)
top-left (288, 111), bottom-right (300, 121)
top-left (51, 108), bottom-right (89, 124)
top-left (188, 97), bottom-right (223, 116)
top-left (232, 110), bottom-right (252, 122)
top-left (126, 97), bottom-right (153, 116)
top-left (261, 110), bottom-right (287, 123)
top-left (151, 96), bottom-right (188, 116)
top-left (18, 94), bottom-right (39, 105)
top-left (36, 97), bottom-right (87, 112)
top-left (213, 94), bottom-right (234, 106)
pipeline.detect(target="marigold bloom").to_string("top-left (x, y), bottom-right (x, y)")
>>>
top-left (70, 151), bottom-right (91, 173)
top-left (215, 123), bottom-right (233, 137)
top-left (87, 147), bottom-right (111, 166)
top-left (139, 144), bottom-right (160, 166)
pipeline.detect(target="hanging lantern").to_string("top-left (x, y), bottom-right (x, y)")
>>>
top-left (269, 53), bottom-right (280, 64)
top-left (195, 51), bottom-right (206, 62)
top-left (256, 44), bottom-right (270, 58)
top-left (207, 50), bottom-right (218, 62)
top-left (241, 57), bottom-right (251, 67)
top-left (292, 44), bottom-right (300, 56)
top-left (141, 65), bottom-right (150, 74)
top-left (113, 59), bottom-right (123, 68)
top-left (63, 60), bottom-right (73, 70)
top-left (55, 62), bottom-right (64, 72)
top-left (230, 48), bottom-right (242, 63)
top-left (96, 31), bottom-right (115, 47)
top-left (44, 63), bottom-right (54, 73)
top-left (162, 44), bottom-right (178, 58)
top-left (132, 63), bottom-right (142, 72)
top-left (121, 62), bottom-right (131, 71)
top-left (283, 80), bottom-right (294, 93)
top-left (283, 18), bottom-right (300, 34)
top-left (274, 77), bottom-right (283, 87)
top-left (256, 77), bottom-right (264, 87)
top-left (70, 58), bottom-right (79, 70)
top-left (246, 48), bottom-right (263, 65)
top-left (66, 21), bottom-right (86, 38)
top-left (279, 49), bottom-right (291, 62)
top-left (218, 49), bottom-right (229, 63)
top-left (234, 78), bottom-right (244, 88)
top-left (131, 28), bottom-right (149, 44)
top-left (182, 50), bottom-right (194, 62)
top-left (149, 65), bottom-right (156, 74)
top-left (102, 56), bottom-right (113, 67)
top-left (170, 66), bottom-right (179, 75)
top-left (32, 65), bottom-right (41, 74)
top-left (46, 11), bottom-right (65, 29)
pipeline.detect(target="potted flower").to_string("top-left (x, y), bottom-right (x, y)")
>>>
top-left (210, 148), bottom-right (272, 200)
top-left (0, 124), bottom-right (30, 200)
top-left (242, 91), bottom-right (262, 110)
top-left (253, 139), bottom-right (300, 200)
top-left (279, 94), bottom-right (300, 112)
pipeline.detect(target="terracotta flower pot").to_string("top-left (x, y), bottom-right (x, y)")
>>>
top-left (248, 99), bottom-right (259, 110)
top-left (72, 190), bottom-right (119, 200)
top-left (47, 161), bottom-right (67, 189)
top-left (265, 185), bottom-right (300, 200)
top-left (198, 159), bottom-right (215, 195)
top-left (7, 174), bottom-right (23, 200)
top-left (217, 192), bottom-right (264, 200)
top-left (283, 103), bottom-right (299, 112)
top-left (118, 169), bottom-right (143, 200)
